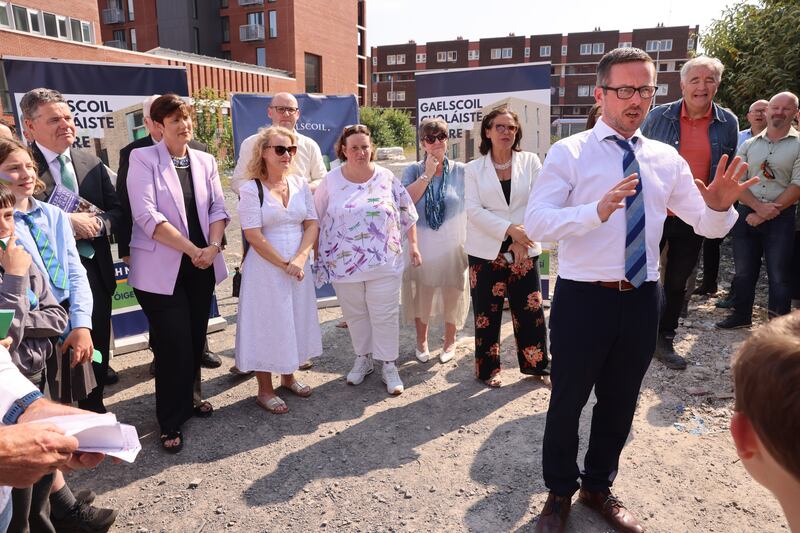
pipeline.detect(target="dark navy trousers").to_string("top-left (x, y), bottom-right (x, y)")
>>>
top-left (542, 278), bottom-right (659, 496)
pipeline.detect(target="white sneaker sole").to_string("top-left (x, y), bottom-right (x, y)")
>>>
top-left (346, 367), bottom-right (373, 385)
top-left (381, 375), bottom-right (404, 395)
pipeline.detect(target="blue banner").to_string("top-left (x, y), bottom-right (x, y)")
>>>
top-left (231, 93), bottom-right (359, 168)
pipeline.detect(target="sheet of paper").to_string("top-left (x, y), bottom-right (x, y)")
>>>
top-left (35, 413), bottom-right (141, 463)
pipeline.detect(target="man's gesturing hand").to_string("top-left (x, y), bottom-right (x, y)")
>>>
top-left (696, 154), bottom-right (755, 212)
top-left (597, 174), bottom-right (639, 222)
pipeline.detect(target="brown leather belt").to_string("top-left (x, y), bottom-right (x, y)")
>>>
top-left (593, 280), bottom-right (636, 291)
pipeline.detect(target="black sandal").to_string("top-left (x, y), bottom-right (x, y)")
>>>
top-left (193, 400), bottom-right (214, 418)
top-left (160, 430), bottom-right (184, 454)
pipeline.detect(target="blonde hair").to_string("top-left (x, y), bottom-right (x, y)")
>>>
top-left (245, 125), bottom-right (298, 181)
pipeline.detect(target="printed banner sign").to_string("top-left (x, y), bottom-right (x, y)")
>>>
top-left (230, 93), bottom-right (359, 168)
top-left (415, 63), bottom-right (552, 162)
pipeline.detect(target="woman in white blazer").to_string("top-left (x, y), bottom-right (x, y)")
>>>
top-left (464, 107), bottom-right (549, 388)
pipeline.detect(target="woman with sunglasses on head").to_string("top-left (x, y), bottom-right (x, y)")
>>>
top-left (234, 126), bottom-right (321, 414)
top-left (315, 124), bottom-right (420, 395)
top-left (127, 94), bottom-right (230, 453)
top-left (401, 119), bottom-right (468, 364)
top-left (465, 107), bottom-right (550, 388)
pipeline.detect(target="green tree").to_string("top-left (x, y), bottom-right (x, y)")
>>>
top-left (358, 106), bottom-right (415, 147)
top-left (701, 0), bottom-right (800, 124)
top-left (192, 87), bottom-right (235, 169)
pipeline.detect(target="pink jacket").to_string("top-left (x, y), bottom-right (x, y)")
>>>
top-left (127, 140), bottom-right (229, 295)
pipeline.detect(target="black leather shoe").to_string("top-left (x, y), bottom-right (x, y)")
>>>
top-left (201, 350), bottom-right (222, 368)
top-left (715, 314), bottom-right (752, 330)
top-left (655, 335), bottom-right (687, 370)
top-left (692, 284), bottom-right (717, 296)
top-left (103, 366), bottom-right (119, 386)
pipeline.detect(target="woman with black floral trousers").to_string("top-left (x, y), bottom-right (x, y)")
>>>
top-left (464, 107), bottom-right (549, 388)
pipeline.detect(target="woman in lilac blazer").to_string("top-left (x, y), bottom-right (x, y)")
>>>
top-left (127, 94), bottom-right (229, 454)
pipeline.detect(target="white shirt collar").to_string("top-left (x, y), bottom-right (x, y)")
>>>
top-left (37, 143), bottom-right (69, 164)
top-left (592, 117), bottom-right (643, 145)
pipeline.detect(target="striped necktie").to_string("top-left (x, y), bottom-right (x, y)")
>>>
top-left (15, 212), bottom-right (68, 290)
top-left (57, 153), bottom-right (78, 192)
top-left (607, 136), bottom-right (647, 288)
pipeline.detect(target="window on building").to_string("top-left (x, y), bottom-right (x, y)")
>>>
top-left (129, 28), bottom-right (137, 50)
top-left (660, 39), bottom-right (673, 51)
top-left (490, 48), bottom-right (501, 60)
top-left (395, 91), bottom-right (405, 102)
top-left (646, 39), bottom-right (673, 52)
top-left (128, 110), bottom-right (146, 140)
top-left (577, 85), bottom-right (593, 97)
top-left (247, 12), bottom-right (264, 26)
top-left (387, 54), bottom-right (396, 65)
top-left (558, 87), bottom-right (565, 97)
top-left (0, 2), bottom-right (9, 28)
top-left (657, 84), bottom-right (668, 96)
top-left (112, 29), bottom-right (125, 46)
top-left (57, 15), bottom-right (67, 37)
top-left (524, 47), bottom-right (530, 58)
top-left (447, 50), bottom-right (456, 61)
top-left (42, 12), bottom-right (57, 36)
top-left (396, 54), bottom-right (405, 64)
top-left (592, 42), bottom-right (604, 54)
top-left (415, 53), bottom-right (426, 63)
top-left (618, 41), bottom-right (632, 48)
top-left (436, 51), bottom-right (446, 62)
top-left (28, 9), bottom-right (40, 33)
top-left (501, 47), bottom-right (512, 58)
top-left (221, 50), bottom-right (231, 60)
top-left (268, 10), bottom-right (277, 38)
top-left (81, 21), bottom-right (92, 42)
top-left (305, 53), bottom-right (321, 93)
top-left (372, 92), bottom-right (377, 103)
top-left (561, 45), bottom-right (567, 56)
top-left (69, 18), bottom-right (82, 41)
top-left (468, 49), bottom-right (479, 60)
top-left (386, 91), bottom-right (394, 102)
top-left (572, 107), bottom-right (582, 115)
top-left (658, 62), bottom-right (668, 72)
top-left (221, 17), bottom-right (229, 42)
top-left (372, 56), bottom-right (377, 66)
top-left (539, 45), bottom-right (551, 57)
top-left (256, 47), bottom-right (265, 66)
top-left (12, 5), bottom-right (28, 31)
top-left (128, 0), bottom-right (135, 20)
top-left (687, 37), bottom-right (695, 51)
top-left (579, 43), bottom-right (591, 55)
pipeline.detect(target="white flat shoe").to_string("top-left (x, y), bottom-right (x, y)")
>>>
top-left (415, 347), bottom-right (430, 363)
top-left (440, 345), bottom-right (456, 363)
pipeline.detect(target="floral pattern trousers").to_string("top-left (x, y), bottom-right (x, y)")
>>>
top-left (468, 253), bottom-right (549, 380)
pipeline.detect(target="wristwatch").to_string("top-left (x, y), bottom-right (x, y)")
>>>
top-left (3, 390), bottom-right (44, 424)
top-left (209, 241), bottom-right (223, 253)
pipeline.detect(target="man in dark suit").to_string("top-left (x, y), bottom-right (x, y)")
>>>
top-left (20, 88), bottom-right (120, 530)
top-left (116, 95), bottom-right (221, 371)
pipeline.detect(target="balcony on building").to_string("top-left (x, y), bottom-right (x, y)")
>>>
top-left (240, 24), bottom-right (265, 42)
top-left (102, 8), bottom-right (125, 25)
top-left (238, 0), bottom-right (264, 6)
top-left (104, 40), bottom-right (126, 49)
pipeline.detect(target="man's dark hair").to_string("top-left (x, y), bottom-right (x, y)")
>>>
top-left (20, 88), bottom-right (67, 120)
top-left (596, 47), bottom-right (654, 87)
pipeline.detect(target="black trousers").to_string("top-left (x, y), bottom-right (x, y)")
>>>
top-left (698, 237), bottom-right (723, 288)
top-left (542, 278), bottom-right (658, 496)
top-left (134, 257), bottom-right (214, 432)
top-left (78, 258), bottom-right (113, 413)
top-left (659, 217), bottom-right (703, 334)
top-left (468, 254), bottom-right (549, 380)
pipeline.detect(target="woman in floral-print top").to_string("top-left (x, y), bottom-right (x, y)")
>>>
top-left (315, 124), bottom-right (420, 396)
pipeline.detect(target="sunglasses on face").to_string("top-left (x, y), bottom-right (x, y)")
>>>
top-left (493, 123), bottom-right (518, 134)
top-left (265, 145), bottom-right (297, 156)
top-left (423, 132), bottom-right (448, 143)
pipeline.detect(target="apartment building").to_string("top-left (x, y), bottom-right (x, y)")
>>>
top-left (97, 0), bottom-right (368, 102)
top-left (371, 24), bottom-right (699, 124)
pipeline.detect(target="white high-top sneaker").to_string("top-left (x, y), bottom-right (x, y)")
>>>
top-left (381, 362), bottom-right (404, 395)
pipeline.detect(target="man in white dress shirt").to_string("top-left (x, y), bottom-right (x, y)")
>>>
top-left (231, 92), bottom-right (327, 194)
top-left (525, 47), bottom-right (754, 533)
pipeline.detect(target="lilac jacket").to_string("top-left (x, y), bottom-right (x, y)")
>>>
top-left (127, 140), bottom-right (230, 295)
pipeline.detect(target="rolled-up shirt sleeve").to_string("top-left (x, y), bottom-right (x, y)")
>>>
top-left (206, 156), bottom-right (230, 226)
top-left (56, 210), bottom-right (93, 329)
top-left (0, 346), bottom-right (37, 423)
top-left (238, 181), bottom-right (263, 230)
top-left (667, 156), bottom-right (738, 239)
top-left (127, 149), bottom-right (168, 238)
top-left (525, 143), bottom-right (603, 242)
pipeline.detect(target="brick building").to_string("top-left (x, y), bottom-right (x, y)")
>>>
top-left (97, 0), bottom-right (368, 103)
top-left (371, 24), bottom-right (699, 125)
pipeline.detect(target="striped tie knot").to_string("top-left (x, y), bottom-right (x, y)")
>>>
top-left (15, 211), bottom-right (68, 290)
top-left (605, 135), bottom-right (647, 288)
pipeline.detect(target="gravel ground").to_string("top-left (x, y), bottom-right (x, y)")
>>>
top-left (70, 159), bottom-right (787, 532)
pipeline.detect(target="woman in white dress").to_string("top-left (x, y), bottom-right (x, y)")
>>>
top-left (235, 126), bottom-right (322, 414)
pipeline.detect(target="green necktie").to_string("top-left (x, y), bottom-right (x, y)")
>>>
top-left (57, 153), bottom-right (78, 192)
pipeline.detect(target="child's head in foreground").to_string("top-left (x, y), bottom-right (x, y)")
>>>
top-left (730, 311), bottom-right (800, 519)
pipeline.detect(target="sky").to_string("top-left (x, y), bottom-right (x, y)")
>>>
top-left (366, 0), bottom-right (741, 49)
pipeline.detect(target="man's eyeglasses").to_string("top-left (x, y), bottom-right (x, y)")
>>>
top-left (265, 145), bottom-right (297, 156)
top-left (423, 132), bottom-right (448, 143)
top-left (493, 124), bottom-right (519, 134)
top-left (270, 106), bottom-right (299, 115)
top-left (761, 160), bottom-right (775, 180)
top-left (602, 85), bottom-right (657, 100)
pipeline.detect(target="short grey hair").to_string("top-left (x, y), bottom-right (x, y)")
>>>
top-left (20, 88), bottom-right (67, 120)
top-left (142, 94), bottom-right (161, 119)
top-left (680, 56), bottom-right (725, 83)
